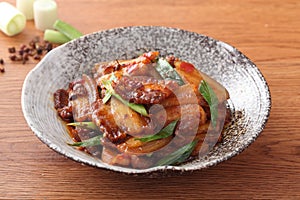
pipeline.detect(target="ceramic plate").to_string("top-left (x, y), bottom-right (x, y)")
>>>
top-left (21, 26), bottom-right (271, 174)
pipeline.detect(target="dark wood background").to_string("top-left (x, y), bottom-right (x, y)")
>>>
top-left (0, 0), bottom-right (299, 199)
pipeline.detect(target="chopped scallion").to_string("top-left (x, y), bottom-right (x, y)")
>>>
top-left (198, 80), bottom-right (219, 127)
top-left (68, 135), bottom-right (102, 147)
top-left (102, 79), bottom-right (148, 116)
top-left (53, 19), bottom-right (83, 40)
top-left (44, 29), bottom-right (70, 44)
top-left (156, 140), bottom-right (198, 166)
top-left (135, 120), bottom-right (178, 142)
top-left (155, 58), bottom-right (184, 86)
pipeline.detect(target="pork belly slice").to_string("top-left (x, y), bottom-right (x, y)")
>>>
top-left (92, 97), bottom-right (153, 143)
top-left (93, 51), bottom-right (159, 78)
top-left (92, 99), bottom-right (127, 144)
top-left (69, 74), bottom-right (99, 122)
top-left (114, 76), bottom-right (179, 105)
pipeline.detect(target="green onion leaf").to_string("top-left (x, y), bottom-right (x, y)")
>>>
top-left (155, 58), bottom-right (184, 86)
top-left (101, 79), bottom-right (148, 116)
top-left (113, 93), bottom-right (148, 116)
top-left (67, 122), bottom-right (98, 130)
top-left (135, 120), bottom-right (178, 142)
top-left (156, 140), bottom-right (198, 166)
top-left (53, 19), bottom-right (83, 40)
top-left (199, 80), bottom-right (219, 128)
top-left (68, 135), bottom-right (102, 147)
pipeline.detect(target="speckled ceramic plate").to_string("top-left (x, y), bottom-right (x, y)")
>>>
top-left (21, 26), bottom-right (271, 174)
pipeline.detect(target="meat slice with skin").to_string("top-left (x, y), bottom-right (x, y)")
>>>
top-left (53, 89), bottom-right (73, 122)
top-left (93, 51), bottom-right (159, 78)
top-left (114, 76), bottom-right (179, 105)
top-left (110, 96), bottom-right (152, 137)
top-left (69, 74), bottom-right (99, 122)
top-left (117, 135), bottom-right (173, 155)
top-left (54, 89), bottom-right (69, 109)
top-left (92, 96), bottom-right (155, 144)
top-left (126, 62), bottom-right (162, 80)
top-left (92, 99), bottom-right (127, 144)
top-left (160, 84), bottom-right (207, 108)
top-left (174, 60), bottom-right (229, 100)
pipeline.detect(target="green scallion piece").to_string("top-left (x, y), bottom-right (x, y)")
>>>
top-left (155, 58), bottom-right (185, 86)
top-left (68, 135), bottom-right (102, 147)
top-left (44, 29), bottom-right (71, 44)
top-left (135, 120), bottom-right (178, 142)
top-left (102, 79), bottom-right (148, 116)
top-left (53, 19), bottom-right (83, 40)
top-left (198, 80), bottom-right (219, 128)
top-left (156, 140), bottom-right (198, 166)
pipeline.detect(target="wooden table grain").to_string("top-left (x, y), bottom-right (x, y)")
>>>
top-left (1, 0), bottom-right (299, 199)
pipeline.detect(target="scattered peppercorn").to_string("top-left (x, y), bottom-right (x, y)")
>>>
top-left (34, 55), bottom-right (41, 60)
top-left (0, 58), bottom-right (5, 73)
top-left (8, 47), bottom-right (16, 53)
top-left (7, 36), bottom-right (58, 65)
top-left (45, 43), bottom-right (53, 52)
top-left (0, 66), bottom-right (5, 73)
top-left (36, 47), bottom-right (43, 55)
top-left (9, 55), bottom-right (17, 61)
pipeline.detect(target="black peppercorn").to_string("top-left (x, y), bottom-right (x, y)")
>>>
top-left (8, 47), bottom-right (16, 53)
top-left (0, 67), bottom-right (5, 73)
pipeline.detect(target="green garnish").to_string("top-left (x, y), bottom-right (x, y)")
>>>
top-left (155, 58), bottom-right (184, 86)
top-left (102, 74), bottom-right (117, 104)
top-left (156, 140), bottom-right (198, 166)
top-left (102, 79), bottom-right (148, 116)
top-left (53, 19), bottom-right (83, 40)
top-left (67, 122), bottom-right (98, 130)
top-left (44, 29), bottom-right (71, 44)
top-left (102, 90), bottom-right (112, 104)
top-left (68, 135), bottom-right (102, 147)
top-left (135, 120), bottom-right (178, 142)
top-left (199, 80), bottom-right (219, 128)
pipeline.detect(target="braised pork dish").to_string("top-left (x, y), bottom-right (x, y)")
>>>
top-left (54, 52), bottom-right (231, 169)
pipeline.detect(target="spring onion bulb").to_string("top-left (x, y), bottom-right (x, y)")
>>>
top-left (16, 0), bottom-right (35, 20)
top-left (0, 2), bottom-right (26, 36)
top-left (33, 0), bottom-right (58, 31)
top-left (44, 29), bottom-right (70, 44)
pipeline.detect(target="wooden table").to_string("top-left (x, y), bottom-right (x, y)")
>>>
top-left (1, 0), bottom-right (299, 199)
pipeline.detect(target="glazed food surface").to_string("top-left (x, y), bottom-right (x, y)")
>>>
top-left (54, 51), bottom-right (231, 169)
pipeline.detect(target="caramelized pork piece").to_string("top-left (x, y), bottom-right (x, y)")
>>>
top-left (110, 97), bottom-right (151, 137)
top-left (117, 135), bottom-right (173, 155)
top-left (101, 147), bottom-right (131, 167)
top-left (114, 76), bottom-right (179, 104)
top-left (69, 75), bottom-right (99, 122)
top-left (160, 84), bottom-right (206, 107)
top-left (174, 60), bottom-right (229, 100)
top-left (54, 89), bottom-right (69, 109)
top-left (126, 62), bottom-right (162, 79)
top-left (94, 51), bottom-right (159, 78)
top-left (101, 146), bottom-right (153, 169)
top-left (92, 99), bottom-right (127, 144)
top-left (158, 84), bottom-right (210, 132)
top-left (57, 106), bottom-right (73, 123)
top-left (53, 89), bottom-right (73, 122)
top-left (92, 96), bottom-right (156, 143)
top-left (76, 127), bottom-right (103, 158)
